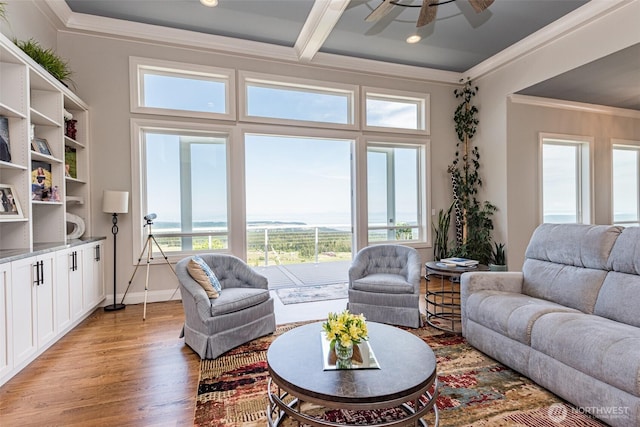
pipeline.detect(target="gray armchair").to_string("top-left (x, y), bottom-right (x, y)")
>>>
top-left (348, 244), bottom-right (422, 328)
top-left (176, 254), bottom-right (276, 359)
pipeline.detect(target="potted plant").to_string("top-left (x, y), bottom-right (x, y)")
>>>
top-left (448, 78), bottom-right (496, 265)
top-left (489, 242), bottom-right (507, 271)
top-left (13, 38), bottom-right (73, 86)
top-left (432, 202), bottom-right (453, 261)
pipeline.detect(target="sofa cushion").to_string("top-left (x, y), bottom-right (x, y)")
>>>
top-left (524, 223), bottom-right (622, 269)
top-left (351, 273), bottom-right (415, 294)
top-left (187, 256), bottom-right (222, 299)
top-left (522, 259), bottom-right (608, 314)
top-left (594, 272), bottom-right (640, 328)
top-left (607, 226), bottom-right (640, 275)
top-left (210, 287), bottom-right (270, 316)
top-left (465, 290), bottom-right (580, 345)
top-left (531, 312), bottom-right (640, 397)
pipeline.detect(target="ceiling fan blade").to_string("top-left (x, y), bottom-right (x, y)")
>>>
top-left (416, 0), bottom-right (437, 27)
top-left (468, 0), bottom-right (495, 13)
top-left (365, 0), bottom-right (395, 22)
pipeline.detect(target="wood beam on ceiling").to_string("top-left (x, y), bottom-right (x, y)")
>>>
top-left (295, 0), bottom-right (351, 63)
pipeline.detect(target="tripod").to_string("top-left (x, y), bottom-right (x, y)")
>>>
top-left (121, 218), bottom-right (178, 320)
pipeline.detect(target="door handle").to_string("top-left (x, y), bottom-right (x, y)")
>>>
top-left (34, 262), bottom-right (40, 286)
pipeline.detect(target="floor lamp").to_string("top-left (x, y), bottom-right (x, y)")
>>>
top-left (102, 190), bottom-right (129, 311)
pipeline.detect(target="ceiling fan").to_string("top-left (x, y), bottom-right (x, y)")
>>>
top-left (366, 0), bottom-right (495, 27)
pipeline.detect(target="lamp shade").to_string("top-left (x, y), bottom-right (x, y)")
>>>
top-left (102, 190), bottom-right (129, 214)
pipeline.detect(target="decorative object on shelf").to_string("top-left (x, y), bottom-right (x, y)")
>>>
top-left (33, 137), bottom-right (51, 156)
top-left (13, 38), bottom-right (73, 86)
top-left (102, 190), bottom-right (130, 312)
top-left (30, 160), bottom-right (52, 201)
top-left (0, 184), bottom-right (23, 219)
top-left (0, 115), bottom-right (11, 162)
top-left (65, 119), bottom-right (77, 140)
top-left (366, 0), bottom-right (494, 27)
top-left (322, 309), bottom-right (368, 366)
top-left (65, 146), bottom-right (77, 178)
top-left (66, 212), bottom-right (86, 239)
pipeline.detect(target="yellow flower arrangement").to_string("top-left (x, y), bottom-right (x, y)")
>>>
top-left (322, 309), bottom-right (368, 347)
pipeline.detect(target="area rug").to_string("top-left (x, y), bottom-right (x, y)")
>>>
top-left (194, 323), bottom-right (606, 427)
top-left (276, 283), bottom-right (348, 305)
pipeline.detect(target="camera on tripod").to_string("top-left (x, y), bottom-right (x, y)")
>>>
top-left (144, 213), bottom-right (157, 226)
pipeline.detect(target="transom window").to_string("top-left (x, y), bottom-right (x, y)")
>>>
top-left (540, 135), bottom-right (592, 224)
top-left (130, 57), bottom-right (235, 120)
top-left (363, 87), bottom-right (429, 133)
top-left (239, 72), bottom-right (357, 128)
top-left (612, 141), bottom-right (640, 227)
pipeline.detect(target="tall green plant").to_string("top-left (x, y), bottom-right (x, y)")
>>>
top-left (0, 3), bottom-right (7, 22)
top-left (448, 78), bottom-right (496, 265)
top-left (13, 38), bottom-right (73, 85)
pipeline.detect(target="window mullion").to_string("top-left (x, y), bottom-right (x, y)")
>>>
top-left (179, 140), bottom-right (193, 251)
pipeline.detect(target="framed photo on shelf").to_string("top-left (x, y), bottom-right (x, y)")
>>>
top-left (31, 160), bottom-right (56, 201)
top-left (0, 184), bottom-right (24, 218)
top-left (33, 137), bottom-right (52, 156)
top-left (0, 116), bottom-right (11, 163)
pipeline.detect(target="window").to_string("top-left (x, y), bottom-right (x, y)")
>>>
top-left (367, 142), bottom-right (425, 243)
top-left (239, 72), bottom-right (357, 128)
top-left (613, 142), bottom-right (640, 227)
top-left (130, 57), bottom-right (235, 120)
top-left (363, 87), bottom-right (429, 134)
top-left (135, 122), bottom-right (230, 255)
top-left (541, 135), bottom-right (592, 224)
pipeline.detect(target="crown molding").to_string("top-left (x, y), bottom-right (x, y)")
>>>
top-left (295, 0), bottom-right (350, 63)
top-left (466, 0), bottom-right (631, 80)
top-left (509, 94), bottom-right (640, 119)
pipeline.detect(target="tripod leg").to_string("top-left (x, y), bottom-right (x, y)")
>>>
top-left (120, 236), bottom-right (152, 305)
top-left (149, 235), bottom-right (181, 300)
top-left (143, 236), bottom-right (152, 321)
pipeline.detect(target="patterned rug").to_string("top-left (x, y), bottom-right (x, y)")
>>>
top-left (276, 283), bottom-right (348, 304)
top-left (194, 323), bottom-right (606, 426)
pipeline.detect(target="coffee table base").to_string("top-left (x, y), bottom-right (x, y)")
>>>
top-left (267, 378), bottom-right (439, 427)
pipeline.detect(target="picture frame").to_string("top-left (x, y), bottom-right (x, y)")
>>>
top-left (31, 160), bottom-right (55, 201)
top-left (0, 184), bottom-right (24, 219)
top-left (0, 116), bottom-right (11, 163)
top-left (33, 137), bottom-right (52, 156)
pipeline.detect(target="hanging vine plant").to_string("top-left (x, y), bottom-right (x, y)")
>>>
top-left (447, 78), bottom-right (496, 265)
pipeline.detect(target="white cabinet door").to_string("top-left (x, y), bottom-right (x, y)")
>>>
top-left (10, 257), bottom-right (38, 367)
top-left (0, 263), bottom-right (12, 381)
top-left (55, 248), bottom-right (83, 331)
top-left (82, 243), bottom-right (104, 310)
top-left (35, 253), bottom-right (56, 348)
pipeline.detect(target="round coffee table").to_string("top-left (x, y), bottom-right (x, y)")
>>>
top-left (267, 321), bottom-right (439, 426)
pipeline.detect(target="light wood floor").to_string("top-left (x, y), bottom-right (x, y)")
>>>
top-left (0, 279), bottom-right (445, 426)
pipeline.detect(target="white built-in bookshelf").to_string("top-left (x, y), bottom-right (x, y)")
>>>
top-left (0, 32), bottom-right (90, 252)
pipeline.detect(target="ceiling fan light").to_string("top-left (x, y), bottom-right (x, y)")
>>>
top-left (406, 34), bottom-right (422, 44)
top-left (200, 0), bottom-right (218, 7)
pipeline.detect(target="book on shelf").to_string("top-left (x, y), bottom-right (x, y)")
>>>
top-left (440, 257), bottom-right (479, 267)
top-left (0, 116), bottom-right (11, 162)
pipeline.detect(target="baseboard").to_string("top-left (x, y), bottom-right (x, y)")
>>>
top-left (101, 288), bottom-right (182, 306)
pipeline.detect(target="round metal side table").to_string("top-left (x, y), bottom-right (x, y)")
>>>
top-left (425, 261), bottom-right (488, 334)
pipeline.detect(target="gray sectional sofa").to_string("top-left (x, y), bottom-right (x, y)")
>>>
top-left (461, 223), bottom-right (640, 427)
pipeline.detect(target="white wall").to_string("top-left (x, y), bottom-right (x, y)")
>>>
top-left (474, 0), bottom-right (640, 270)
top-left (54, 31), bottom-right (460, 302)
top-left (1, 0), bottom-right (58, 49)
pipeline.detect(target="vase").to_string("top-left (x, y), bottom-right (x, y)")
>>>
top-left (335, 341), bottom-right (354, 362)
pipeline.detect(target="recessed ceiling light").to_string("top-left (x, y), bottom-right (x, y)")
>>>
top-left (406, 35), bottom-right (421, 44)
top-left (200, 0), bottom-right (218, 7)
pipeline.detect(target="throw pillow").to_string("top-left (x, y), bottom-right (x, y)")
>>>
top-left (187, 256), bottom-right (222, 299)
